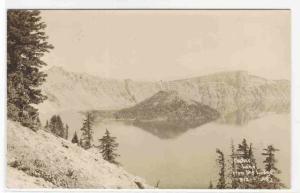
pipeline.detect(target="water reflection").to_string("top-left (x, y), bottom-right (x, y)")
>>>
top-left (92, 114), bottom-right (290, 188)
top-left (125, 102), bottom-right (290, 139)
top-left (131, 119), bottom-right (212, 139)
top-left (218, 102), bottom-right (290, 125)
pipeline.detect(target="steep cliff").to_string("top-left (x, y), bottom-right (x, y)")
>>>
top-left (39, 66), bottom-right (290, 118)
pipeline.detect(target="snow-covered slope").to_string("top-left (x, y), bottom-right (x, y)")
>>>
top-left (7, 120), bottom-right (150, 189)
top-left (39, 66), bottom-right (290, 117)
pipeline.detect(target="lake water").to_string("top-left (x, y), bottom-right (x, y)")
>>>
top-left (40, 111), bottom-right (290, 188)
top-left (92, 113), bottom-right (290, 189)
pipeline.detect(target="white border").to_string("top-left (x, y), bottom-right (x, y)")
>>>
top-left (1, 0), bottom-right (299, 193)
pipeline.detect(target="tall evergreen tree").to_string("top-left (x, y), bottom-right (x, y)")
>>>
top-left (248, 144), bottom-right (253, 157)
top-left (230, 140), bottom-right (238, 189)
top-left (209, 180), bottom-right (213, 189)
top-left (214, 140), bottom-right (284, 189)
top-left (64, 124), bottom-right (69, 139)
top-left (7, 10), bottom-right (53, 130)
top-left (49, 115), bottom-right (66, 138)
top-left (248, 143), bottom-right (259, 175)
top-left (44, 120), bottom-right (49, 131)
top-left (237, 138), bottom-right (249, 159)
top-left (98, 129), bottom-right (120, 165)
top-left (71, 131), bottom-right (79, 144)
top-left (216, 148), bottom-right (226, 189)
top-left (235, 139), bottom-right (259, 188)
top-left (248, 143), bottom-right (260, 188)
top-left (261, 145), bottom-right (284, 189)
top-left (80, 112), bottom-right (94, 149)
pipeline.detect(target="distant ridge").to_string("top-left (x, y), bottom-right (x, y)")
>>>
top-left (38, 66), bottom-right (290, 122)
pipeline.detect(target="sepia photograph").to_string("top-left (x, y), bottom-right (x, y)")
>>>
top-left (6, 9), bottom-right (291, 189)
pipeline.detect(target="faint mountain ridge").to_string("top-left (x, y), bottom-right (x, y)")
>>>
top-left (39, 66), bottom-right (153, 112)
top-left (39, 66), bottom-right (290, 122)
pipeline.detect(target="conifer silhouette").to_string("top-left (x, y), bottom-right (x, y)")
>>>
top-left (98, 129), bottom-right (120, 165)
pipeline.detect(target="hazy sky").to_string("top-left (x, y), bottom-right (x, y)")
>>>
top-left (41, 10), bottom-right (290, 81)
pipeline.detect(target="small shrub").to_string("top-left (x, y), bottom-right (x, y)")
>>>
top-left (8, 157), bottom-right (79, 188)
top-left (33, 159), bottom-right (46, 168)
top-left (8, 160), bottom-right (21, 168)
top-left (66, 169), bottom-right (74, 177)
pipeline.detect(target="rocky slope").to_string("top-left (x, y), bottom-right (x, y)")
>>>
top-left (38, 66), bottom-right (160, 112)
top-left (7, 120), bottom-right (150, 189)
top-left (39, 66), bottom-right (290, 118)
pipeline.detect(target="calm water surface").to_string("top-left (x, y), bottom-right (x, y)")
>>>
top-left (40, 111), bottom-right (290, 188)
top-left (91, 113), bottom-right (290, 188)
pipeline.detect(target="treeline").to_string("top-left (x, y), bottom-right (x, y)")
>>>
top-left (44, 115), bottom-right (68, 139)
top-left (45, 112), bottom-right (120, 165)
top-left (7, 10), bottom-right (121, 166)
top-left (211, 139), bottom-right (284, 189)
top-left (74, 112), bottom-right (120, 165)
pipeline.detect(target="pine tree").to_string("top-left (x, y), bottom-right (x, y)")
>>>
top-left (49, 115), bottom-right (57, 134)
top-left (7, 10), bottom-right (53, 130)
top-left (216, 148), bottom-right (226, 189)
top-left (214, 140), bottom-right (284, 189)
top-left (248, 143), bottom-right (260, 188)
top-left (80, 112), bottom-right (94, 149)
top-left (237, 138), bottom-right (249, 159)
top-left (44, 120), bottom-right (49, 131)
top-left (71, 131), bottom-right (79, 144)
top-left (248, 144), bottom-right (253, 158)
top-left (98, 129), bottom-right (120, 165)
top-left (235, 139), bottom-right (259, 188)
top-left (64, 124), bottom-right (69, 140)
top-left (230, 140), bottom-right (238, 189)
top-left (54, 115), bottom-right (63, 136)
top-left (49, 115), bottom-right (65, 138)
top-left (261, 145), bottom-right (284, 189)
